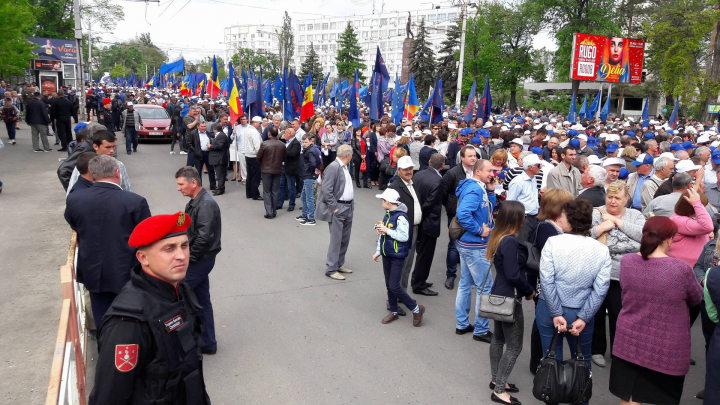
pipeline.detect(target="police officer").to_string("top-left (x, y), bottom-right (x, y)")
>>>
top-left (90, 212), bottom-right (211, 405)
top-left (98, 97), bottom-right (116, 132)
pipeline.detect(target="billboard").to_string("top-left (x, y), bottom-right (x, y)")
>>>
top-left (570, 33), bottom-right (645, 84)
top-left (27, 37), bottom-right (78, 64)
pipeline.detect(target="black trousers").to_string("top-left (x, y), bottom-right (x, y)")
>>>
top-left (261, 173), bottom-right (281, 216)
top-left (591, 279), bottom-right (623, 356)
top-left (352, 155), bottom-right (368, 187)
top-left (56, 117), bottom-right (71, 148)
top-left (214, 163), bottom-right (227, 191)
top-left (194, 152), bottom-right (216, 189)
top-left (411, 231), bottom-right (436, 291)
top-left (71, 108), bottom-right (78, 124)
top-left (245, 156), bottom-right (261, 198)
top-left (519, 214), bottom-right (538, 242)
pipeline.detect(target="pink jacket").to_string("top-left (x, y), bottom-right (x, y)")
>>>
top-left (668, 200), bottom-right (713, 267)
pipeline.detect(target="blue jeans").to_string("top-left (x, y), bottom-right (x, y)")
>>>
top-left (446, 214), bottom-right (459, 278)
top-left (184, 257), bottom-right (217, 351)
top-left (277, 168), bottom-right (297, 209)
top-left (300, 179), bottom-right (315, 221)
top-left (125, 127), bottom-right (138, 152)
top-left (455, 245), bottom-right (492, 335)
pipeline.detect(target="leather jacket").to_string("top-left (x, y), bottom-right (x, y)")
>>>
top-left (256, 138), bottom-right (286, 175)
top-left (184, 188), bottom-right (222, 262)
top-left (57, 139), bottom-right (94, 190)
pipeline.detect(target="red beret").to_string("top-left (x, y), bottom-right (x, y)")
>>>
top-left (102, 98), bottom-right (111, 104)
top-left (129, 212), bottom-right (191, 248)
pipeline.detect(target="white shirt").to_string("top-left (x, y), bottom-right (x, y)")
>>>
top-left (294, 127), bottom-right (306, 143)
top-left (244, 125), bottom-right (263, 157)
top-left (338, 158), bottom-right (354, 201)
top-left (402, 178), bottom-right (423, 225)
top-left (232, 124), bottom-right (246, 153)
top-left (507, 171), bottom-right (539, 215)
top-left (199, 131), bottom-right (210, 152)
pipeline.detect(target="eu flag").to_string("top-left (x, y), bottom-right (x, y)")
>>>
top-left (348, 69), bottom-right (360, 128)
top-left (463, 78), bottom-right (477, 122)
top-left (369, 46), bottom-right (390, 121)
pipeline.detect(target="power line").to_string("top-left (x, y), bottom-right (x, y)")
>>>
top-left (169, 0), bottom-right (192, 20)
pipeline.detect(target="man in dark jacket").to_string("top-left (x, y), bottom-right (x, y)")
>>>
top-left (389, 156), bottom-right (421, 296)
top-left (446, 128), bottom-right (471, 169)
top-left (577, 164), bottom-right (608, 207)
top-left (64, 155), bottom-right (151, 323)
top-left (25, 92), bottom-right (52, 152)
top-left (418, 134), bottom-right (439, 171)
top-left (208, 123), bottom-right (229, 196)
top-left (410, 154), bottom-right (445, 294)
top-left (278, 127), bottom-right (301, 211)
top-left (97, 98), bottom-right (115, 132)
top-left (440, 145), bottom-right (478, 289)
top-left (257, 126), bottom-right (286, 218)
top-left (67, 90), bottom-right (79, 123)
top-left (176, 166), bottom-right (222, 354)
top-left (50, 89), bottom-right (74, 151)
top-left (67, 151), bottom-right (96, 195)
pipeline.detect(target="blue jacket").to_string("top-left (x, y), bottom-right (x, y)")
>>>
top-left (455, 178), bottom-right (495, 249)
top-left (377, 203), bottom-right (410, 259)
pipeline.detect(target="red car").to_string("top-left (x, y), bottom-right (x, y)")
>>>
top-left (134, 104), bottom-right (173, 141)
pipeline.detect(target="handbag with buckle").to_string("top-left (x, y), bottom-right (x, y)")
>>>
top-left (477, 264), bottom-right (517, 323)
top-left (532, 327), bottom-right (593, 404)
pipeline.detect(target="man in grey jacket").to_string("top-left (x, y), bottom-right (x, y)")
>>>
top-left (120, 102), bottom-right (141, 155)
top-left (316, 144), bottom-right (355, 280)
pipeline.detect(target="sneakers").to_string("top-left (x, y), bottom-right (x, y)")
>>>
top-left (10, 140), bottom-right (17, 145)
top-left (301, 219), bottom-right (316, 226)
top-left (326, 272), bottom-right (346, 280)
top-left (295, 215), bottom-right (307, 222)
top-left (180, 151), bottom-right (187, 155)
top-left (44, 148), bottom-right (53, 152)
top-left (33, 149), bottom-right (43, 152)
top-left (170, 151), bottom-right (175, 155)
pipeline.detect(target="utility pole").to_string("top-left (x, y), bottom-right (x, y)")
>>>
top-left (454, 1), bottom-right (467, 108)
top-left (88, 25), bottom-right (92, 83)
top-left (72, 0), bottom-right (86, 121)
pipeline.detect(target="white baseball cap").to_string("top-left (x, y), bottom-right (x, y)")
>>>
top-left (375, 188), bottom-right (401, 204)
top-left (510, 138), bottom-right (524, 146)
top-left (587, 155), bottom-right (602, 165)
top-left (676, 160), bottom-right (702, 173)
top-left (251, 116), bottom-right (262, 123)
top-left (522, 154), bottom-right (542, 167)
top-left (602, 157), bottom-right (625, 167)
top-left (126, 102), bottom-right (133, 106)
top-left (396, 155), bottom-right (414, 169)
top-left (659, 152), bottom-right (680, 161)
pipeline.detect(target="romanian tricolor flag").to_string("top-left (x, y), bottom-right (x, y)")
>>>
top-left (208, 55), bottom-right (221, 98)
top-left (299, 84), bottom-right (314, 123)
top-left (180, 74), bottom-right (190, 96)
top-left (195, 78), bottom-right (205, 97)
top-left (227, 62), bottom-right (243, 124)
top-left (403, 74), bottom-right (419, 119)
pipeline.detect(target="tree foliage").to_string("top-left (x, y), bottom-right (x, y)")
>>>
top-left (409, 18), bottom-right (437, 99)
top-left (81, 0), bottom-right (124, 33)
top-left (336, 22), bottom-right (365, 82)
top-left (231, 48), bottom-right (280, 74)
top-left (0, 0), bottom-right (37, 77)
top-left (96, 33), bottom-right (167, 77)
top-left (298, 43), bottom-right (323, 81)
top-left (192, 56), bottom-right (227, 79)
top-left (437, 18), bottom-right (462, 103)
top-left (278, 11), bottom-right (294, 71)
top-left (30, 0), bottom-right (73, 39)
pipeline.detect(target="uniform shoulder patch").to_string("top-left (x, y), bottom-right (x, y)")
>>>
top-left (115, 344), bottom-right (139, 372)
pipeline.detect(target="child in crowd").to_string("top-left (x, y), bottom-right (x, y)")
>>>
top-left (298, 134), bottom-right (322, 226)
top-left (373, 188), bottom-right (425, 326)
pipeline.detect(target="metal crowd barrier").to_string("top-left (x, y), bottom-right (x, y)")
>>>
top-left (46, 231), bottom-right (88, 405)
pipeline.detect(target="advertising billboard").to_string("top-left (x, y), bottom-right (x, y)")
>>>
top-left (570, 33), bottom-right (645, 84)
top-left (27, 37), bottom-right (78, 64)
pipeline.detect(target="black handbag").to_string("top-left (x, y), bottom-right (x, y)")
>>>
top-left (523, 221), bottom-right (543, 274)
top-left (532, 328), bottom-right (593, 404)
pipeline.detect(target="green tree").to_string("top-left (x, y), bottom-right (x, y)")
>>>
top-left (278, 11), bottom-right (294, 71)
top-left (231, 48), bottom-right (280, 74)
top-left (336, 22), bottom-right (365, 82)
top-left (410, 18), bottom-right (437, 98)
top-left (82, 0), bottom-right (125, 79)
top-left (195, 56), bottom-right (227, 79)
top-left (96, 33), bottom-right (167, 78)
top-left (0, 0), bottom-right (37, 77)
top-left (462, 15), bottom-right (502, 96)
top-left (298, 43), bottom-right (323, 81)
top-left (437, 18), bottom-right (461, 103)
top-left (109, 64), bottom-right (128, 78)
top-left (30, 0), bottom-right (73, 39)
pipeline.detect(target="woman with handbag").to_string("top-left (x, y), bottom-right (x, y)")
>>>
top-left (485, 201), bottom-right (535, 405)
top-left (536, 199), bottom-right (611, 402)
top-left (589, 181), bottom-right (645, 368)
top-left (351, 127), bottom-right (370, 189)
top-left (609, 216), bottom-right (703, 405)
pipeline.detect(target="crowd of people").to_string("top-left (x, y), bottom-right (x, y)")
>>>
top-left (2, 77), bottom-right (720, 405)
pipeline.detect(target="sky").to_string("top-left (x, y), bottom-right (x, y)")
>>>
top-left (104, 0), bottom-right (555, 63)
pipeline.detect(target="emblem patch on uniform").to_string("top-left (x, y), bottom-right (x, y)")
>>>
top-left (115, 344), bottom-right (139, 372)
top-left (164, 315), bottom-right (184, 333)
top-left (176, 212), bottom-right (186, 226)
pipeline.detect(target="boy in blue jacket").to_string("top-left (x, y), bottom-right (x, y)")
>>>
top-left (373, 188), bottom-right (425, 326)
top-left (454, 159), bottom-right (497, 343)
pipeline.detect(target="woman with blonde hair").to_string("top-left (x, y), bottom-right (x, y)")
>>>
top-left (621, 145), bottom-right (638, 173)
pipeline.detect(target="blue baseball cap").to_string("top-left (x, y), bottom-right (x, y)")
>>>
top-left (625, 130), bottom-right (635, 136)
top-left (645, 133), bottom-right (655, 139)
top-left (669, 143), bottom-right (686, 152)
top-left (682, 141), bottom-right (695, 149)
top-left (666, 129), bottom-right (675, 135)
top-left (587, 136), bottom-right (596, 145)
top-left (530, 146), bottom-right (543, 155)
top-left (74, 122), bottom-right (87, 133)
top-left (606, 142), bottom-right (619, 153)
top-left (631, 153), bottom-right (654, 166)
top-left (471, 137), bottom-right (483, 144)
top-left (618, 168), bottom-right (630, 180)
top-left (460, 128), bottom-right (472, 136)
top-left (477, 128), bottom-right (491, 138)
top-left (568, 130), bottom-right (578, 137)
top-left (570, 139), bottom-right (581, 148)
top-left (712, 149), bottom-right (720, 165)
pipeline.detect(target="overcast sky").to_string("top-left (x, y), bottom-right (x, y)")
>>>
top-left (105, 0), bottom-right (555, 62)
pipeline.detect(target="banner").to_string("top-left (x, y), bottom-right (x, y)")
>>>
top-left (27, 37), bottom-right (78, 64)
top-left (570, 33), bottom-right (644, 84)
top-left (159, 58), bottom-right (185, 75)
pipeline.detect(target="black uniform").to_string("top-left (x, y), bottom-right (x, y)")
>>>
top-left (98, 108), bottom-right (115, 132)
top-left (90, 264), bottom-right (210, 404)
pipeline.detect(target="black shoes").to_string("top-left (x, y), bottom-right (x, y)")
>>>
top-left (363, 185), bottom-right (372, 189)
top-left (386, 301), bottom-right (406, 316)
top-left (212, 190), bottom-right (224, 196)
top-left (127, 150), bottom-right (131, 155)
top-left (413, 288), bottom-right (438, 296)
top-left (200, 347), bottom-right (217, 355)
top-left (425, 282), bottom-right (433, 288)
top-left (57, 148), bottom-right (67, 152)
top-left (264, 214), bottom-right (272, 219)
top-left (287, 206), bottom-right (295, 212)
top-left (490, 392), bottom-right (521, 405)
top-left (455, 325), bottom-right (474, 335)
top-left (489, 382), bottom-right (519, 393)
top-left (252, 196), bottom-right (263, 201)
top-left (473, 332), bottom-right (493, 343)
top-left (133, 148), bottom-right (137, 152)
top-left (445, 277), bottom-right (456, 290)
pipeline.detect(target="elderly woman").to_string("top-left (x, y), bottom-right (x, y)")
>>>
top-left (668, 188), bottom-right (713, 267)
top-left (321, 123), bottom-right (339, 169)
top-left (589, 180), bottom-right (646, 368)
top-left (609, 216), bottom-right (703, 405)
top-left (537, 199), bottom-right (611, 379)
top-left (621, 145), bottom-right (638, 173)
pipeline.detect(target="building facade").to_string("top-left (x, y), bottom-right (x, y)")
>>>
top-left (223, 24), bottom-right (283, 64)
top-left (292, 3), bottom-right (461, 82)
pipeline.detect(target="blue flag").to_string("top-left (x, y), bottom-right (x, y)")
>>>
top-left (369, 46), bottom-right (390, 121)
top-left (588, 87), bottom-right (603, 118)
top-left (273, 74), bottom-right (283, 102)
top-left (463, 78), bottom-right (477, 122)
top-left (600, 91), bottom-right (611, 122)
top-left (568, 91), bottom-right (578, 123)
top-left (478, 77), bottom-right (491, 121)
top-left (390, 73), bottom-right (404, 125)
top-left (669, 96), bottom-right (679, 129)
top-left (348, 69), bottom-right (360, 128)
top-left (254, 69), bottom-right (265, 118)
top-left (641, 96), bottom-right (650, 127)
top-left (264, 78), bottom-right (273, 106)
top-left (159, 58), bottom-right (185, 75)
top-left (283, 67), bottom-right (294, 121)
top-left (578, 94), bottom-right (588, 120)
top-left (431, 77), bottom-right (445, 124)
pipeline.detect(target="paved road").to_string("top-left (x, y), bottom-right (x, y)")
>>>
top-left (0, 128), bottom-right (709, 404)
